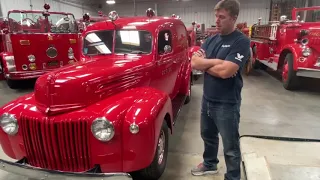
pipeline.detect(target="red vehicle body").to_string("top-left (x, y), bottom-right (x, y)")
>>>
top-left (236, 22), bottom-right (250, 37)
top-left (0, 9), bottom-right (196, 180)
top-left (187, 22), bottom-right (202, 80)
top-left (250, 6), bottom-right (320, 90)
top-left (0, 4), bottom-right (80, 89)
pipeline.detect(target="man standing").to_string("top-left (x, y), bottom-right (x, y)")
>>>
top-left (190, 0), bottom-right (250, 180)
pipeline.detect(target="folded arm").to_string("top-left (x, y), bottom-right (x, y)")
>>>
top-left (191, 56), bottom-right (224, 71)
top-left (206, 61), bottom-right (239, 79)
top-left (207, 37), bottom-right (251, 79)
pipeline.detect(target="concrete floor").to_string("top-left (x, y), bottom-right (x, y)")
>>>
top-left (0, 69), bottom-right (320, 180)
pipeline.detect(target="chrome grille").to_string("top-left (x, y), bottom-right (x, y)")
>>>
top-left (21, 115), bottom-right (91, 172)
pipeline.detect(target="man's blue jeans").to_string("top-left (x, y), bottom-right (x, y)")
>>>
top-left (200, 96), bottom-right (241, 180)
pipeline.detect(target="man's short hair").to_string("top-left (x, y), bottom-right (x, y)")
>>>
top-left (214, 0), bottom-right (240, 18)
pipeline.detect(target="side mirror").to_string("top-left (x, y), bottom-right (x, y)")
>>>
top-left (164, 45), bottom-right (172, 54)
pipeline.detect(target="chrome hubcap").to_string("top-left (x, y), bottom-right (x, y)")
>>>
top-left (157, 130), bottom-right (165, 165)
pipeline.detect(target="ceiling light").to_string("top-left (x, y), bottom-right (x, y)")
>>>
top-left (106, 0), bottom-right (115, 4)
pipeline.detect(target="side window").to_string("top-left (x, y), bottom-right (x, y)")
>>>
top-left (158, 30), bottom-right (172, 54)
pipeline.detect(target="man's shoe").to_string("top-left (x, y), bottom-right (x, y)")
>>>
top-left (191, 162), bottom-right (218, 176)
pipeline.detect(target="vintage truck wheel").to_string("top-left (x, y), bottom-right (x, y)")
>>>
top-left (136, 121), bottom-right (169, 180)
top-left (184, 76), bottom-right (192, 104)
top-left (282, 53), bottom-right (300, 90)
top-left (6, 79), bottom-right (20, 89)
top-left (0, 62), bottom-right (2, 75)
top-left (243, 57), bottom-right (253, 75)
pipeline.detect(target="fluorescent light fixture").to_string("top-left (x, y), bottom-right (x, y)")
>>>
top-left (106, 0), bottom-right (115, 4)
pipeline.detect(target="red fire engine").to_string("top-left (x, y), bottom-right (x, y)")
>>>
top-left (0, 4), bottom-right (80, 89)
top-left (250, 6), bottom-right (320, 90)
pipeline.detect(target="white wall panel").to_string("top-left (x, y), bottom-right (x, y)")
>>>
top-left (0, 0), bottom-right (98, 19)
top-left (312, 0), bottom-right (320, 6)
top-left (105, 0), bottom-right (271, 27)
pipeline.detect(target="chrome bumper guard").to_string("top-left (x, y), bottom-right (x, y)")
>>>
top-left (0, 158), bottom-right (132, 180)
top-left (296, 68), bottom-right (320, 79)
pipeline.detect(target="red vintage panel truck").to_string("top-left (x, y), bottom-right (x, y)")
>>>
top-left (250, 6), bottom-right (320, 90)
top-left (0, 4), bottom-right (80, 89)
top-left (0, 8), bottom-right (196, 180)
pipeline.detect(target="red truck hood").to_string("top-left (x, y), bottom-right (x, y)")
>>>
top-left (34, 56), bottom-right (152, 115)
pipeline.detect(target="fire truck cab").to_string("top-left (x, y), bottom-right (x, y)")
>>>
top-left (250, 6), bottom-right (320, 90)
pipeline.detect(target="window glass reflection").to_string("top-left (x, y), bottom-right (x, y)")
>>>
top-left (83, 31), bottom-right (113, 55)
top-left (83, 30), bottom-right (152, 56)
top-left (115, 30), bottom-right (152, 54)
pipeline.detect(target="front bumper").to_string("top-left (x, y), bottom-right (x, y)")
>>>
top-left (5, 70), bottom-right (53, 80)
top-left (296, 68), bottom-right (320, 79)
top-left (0, 158), bottom-right (132, 180)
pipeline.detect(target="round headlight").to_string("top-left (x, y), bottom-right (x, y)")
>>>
top-left (0, 113), bottom-right (18, 135)
top-left (91, 117), bottom-right (115, 142)
top-left (28, 55), bottom-right (36, 62)
top-left (301, 39), bottom-right (309, 46)
top-left (302, 48), bottom-right (312, 57)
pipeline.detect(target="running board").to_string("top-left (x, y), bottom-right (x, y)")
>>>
top-left (171, 94), bottom-right (187, 125)
top-left (296, 68), bottom-right (320, 79)
top-left (258, 59), bottom-right (278, 70)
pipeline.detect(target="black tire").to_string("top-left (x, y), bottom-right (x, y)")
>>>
top-left (6, 79), bottom-right (20, 89)
top-left (136, 121), bottom-right (169, 180)
top-left (252, 46), bottom-right (259, 69)
top-left (184, 75), bottom-right (192, 104)
top-left (0, 61), bottom-right (3, 75)
top-left (282, 53), bottom-right (300, 90)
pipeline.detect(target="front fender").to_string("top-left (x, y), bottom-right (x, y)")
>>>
top-left (281, 44), bottom-right (299, 70)
top-left (0, 52), bottom-right (14, 74)
top-left (122, 87), bottom-right (173, 172)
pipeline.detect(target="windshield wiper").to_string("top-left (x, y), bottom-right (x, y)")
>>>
top-left (129, 50), bottom-right (146, 54)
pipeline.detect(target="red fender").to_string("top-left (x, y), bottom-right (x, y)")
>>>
top-left (281, 44), bottom-right (299, 70)
top-left (122, 87), bottom-right (173, 172)
top-left (0, 52), bottom-right (13, 75)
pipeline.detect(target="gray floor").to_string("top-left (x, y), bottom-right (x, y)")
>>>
top-left (0, 69), bottom-right (320, 180)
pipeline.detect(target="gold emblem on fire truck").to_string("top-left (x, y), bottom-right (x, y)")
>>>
top-left (47, 34), bottom-right (53, 40)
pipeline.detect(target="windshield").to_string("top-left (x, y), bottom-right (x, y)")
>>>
top-left (83, 30), bottom-right (152, 56)
top-left (8, 12), bottom-right (78, 33)
top-left (296, 10), bottom-right (320, 22)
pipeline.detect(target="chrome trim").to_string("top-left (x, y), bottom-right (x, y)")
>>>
top-left (296, 68), bottom-right (320, 78)
top-left (0, 159), bottom-right (132, 180)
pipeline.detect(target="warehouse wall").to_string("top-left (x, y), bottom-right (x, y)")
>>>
top-left (0, 0), bottom-right (98, 19)
top-left (312, 0), bottom-right (320, 6)
top-left (105, 0), bottom-right (271, 27)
